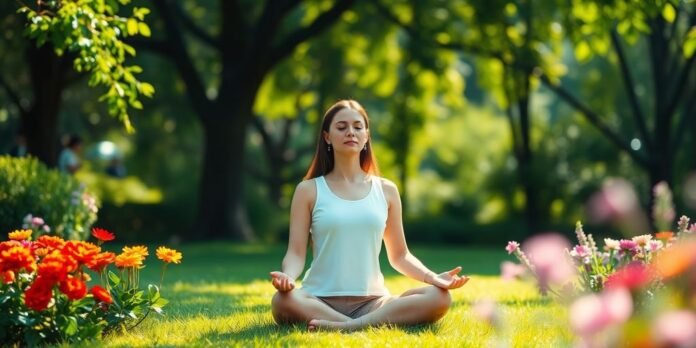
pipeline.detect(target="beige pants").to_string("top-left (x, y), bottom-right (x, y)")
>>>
top-left (317, 295), bottom-right (392, 319)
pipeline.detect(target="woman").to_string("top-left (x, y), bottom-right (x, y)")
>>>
top-left (270, 100), bottom-right (469, 331)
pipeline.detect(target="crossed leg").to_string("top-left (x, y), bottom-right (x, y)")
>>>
top-left (307, 285), bottom-right (453, 331)
top-left (271, 288), bottom-right (350, 324)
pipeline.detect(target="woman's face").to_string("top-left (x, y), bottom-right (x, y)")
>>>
top-left (324, 108), bottom-right (368, 154)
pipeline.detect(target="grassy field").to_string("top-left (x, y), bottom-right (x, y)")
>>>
top-left (101, 243), bottom-right (574, 347)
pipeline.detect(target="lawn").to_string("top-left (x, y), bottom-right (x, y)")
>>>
top-left (101, 243), bottom-right (574, 347)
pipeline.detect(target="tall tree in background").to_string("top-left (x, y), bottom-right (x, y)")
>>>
top-left (543, 0), bottom-right (696, 196)
top-left (0, 1), bottom-right (153, 165)
top-left (378, 0), bottom-right (566, 233)
top-left (141, 0), bottom-right (355, 240)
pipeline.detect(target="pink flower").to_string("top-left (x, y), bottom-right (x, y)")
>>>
top-left (587, 179), bottom-right (638, 222)
top-left (472, 299), bottom-right (499, 327)
top-left (647, 240), bottom-right (662, 252)
top-left (570, 288), bottom-right (633, 336)
top-left (524, 234), bottom-right (575, 294)
top-left (500, 261), bottom-right (526, 281)
top-left (653, 311), bottom-right (696, 347)
top-left (31, 217), bottom-right (44, 227)
top-left (505, 241), bottom-right (520, 254)
top-left (619, 240), bottom-right (638, 252)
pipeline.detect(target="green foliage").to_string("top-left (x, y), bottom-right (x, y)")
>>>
top-left (0, 156), bottom-right (98, 240)
top-left (18, 0), bottom-right (155, 132)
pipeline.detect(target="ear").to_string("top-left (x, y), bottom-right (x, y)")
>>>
top-left (323, 131), bottom-right (330, 144)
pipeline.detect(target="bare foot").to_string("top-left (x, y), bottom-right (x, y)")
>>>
top-left (307, 319), bottom-right (353, 332)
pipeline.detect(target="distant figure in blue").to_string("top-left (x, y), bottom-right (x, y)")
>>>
top-left (105, 158), bottom-right (126, 178)
top-left (58, 135), bottom-right (83, 174)
top-left (270, 100), bottom-right (469, 331)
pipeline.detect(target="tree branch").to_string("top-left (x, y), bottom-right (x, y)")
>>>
top-left (0, 73), bottom-right (28, 115)
top-left (610, 29), bottom-right (653, 151)
top-left (173, 2), bottom-right (219, 48)
top-left (269, 0), bottom-right (355, 66)
top-left (663, 52), bottom-right (696, 120)
top-left (671, 88), bottom-right (695, 154)
top-left (220, 0), bottom-right (246, 50)
top-left (152, 0), bottom-right (210, 119)
top-left (537, 72), bottom-right (650, 169)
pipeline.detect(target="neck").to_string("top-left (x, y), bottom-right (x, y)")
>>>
top-left (329, 153), bottom-right (366, 181)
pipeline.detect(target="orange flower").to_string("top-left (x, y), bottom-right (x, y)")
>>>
top-left (156, 246), bottom-right (182, 264)
top-left (37, 250), bottom-right (75, 282)
top-left (36, 235), bottom-right (65, 250)
top-left (90, 285), bottom-right (113, 304)
top-left (86, 252), bottom-right (116, 272)
top-left (114, 252), bottom-right (144, 268)
top-left (91, 227), bottom-right (115, 242)
top-left (8, 229), bottom-right (32, 241)
top-left (59, 275), bottom-right (87, 300)
top-left (2, 270), bottom-right (15, 284)
top-left (653, 240), bottom-right (696, 279)
top-left (63, 241), bottom-right (100, 264)
top-left (655, 231), bottom-right (674, 241)
top-left (0, 245), bottom-right (36, 273)
top-left (24, 276), bottom-right (54, 311)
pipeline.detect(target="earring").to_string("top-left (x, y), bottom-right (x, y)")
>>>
top-left (363, 144), bottom-right (367, 151)
top-left (327, 144), bottom-right (332, 152)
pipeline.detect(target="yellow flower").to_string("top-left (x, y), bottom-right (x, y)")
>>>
top-left (122, 245), bottom-right (149, 257)
top-left (156, 246), bottom-right (182, 264)
top-left (8, 229), bottom-right (32, 241)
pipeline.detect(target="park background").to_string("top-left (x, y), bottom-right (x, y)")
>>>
top-left (0, 1), bottom-right (695, 345)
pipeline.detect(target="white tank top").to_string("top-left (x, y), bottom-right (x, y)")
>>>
top-left (301, 176), bottom-right (390, 296)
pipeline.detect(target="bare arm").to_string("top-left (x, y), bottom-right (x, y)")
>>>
top-left (382, 179), bottom-right (468, 289)
top-left (270, 180), bottom-right (315, 292)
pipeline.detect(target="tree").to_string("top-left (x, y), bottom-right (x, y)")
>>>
top-left (377, 0), bottom-right (566, 233)
top-left (0, 1), bottom-right (153, 166)
top-left (137, 0), bottom-right (355, 240)
top-left (542, 0), bottom-right (696, 197)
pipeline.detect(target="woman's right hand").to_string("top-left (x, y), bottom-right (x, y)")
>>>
top-left (270, 271), bottom-right (296, 292)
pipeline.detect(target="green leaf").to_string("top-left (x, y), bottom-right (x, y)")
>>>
top-left (108, 270), bottom-right (121, 286)
top-left (126, 18), bottom-right (139, 36)
top-left (662, 3), bottom-right (676, 23)
top-left (138, 22), bottom-right (151, 37)
top-left (140, 82), bottom-right (155, 96)
top-left (574, 41), bottom-right (592, 62)
top-left (684, 28), bottom-right (696, 58)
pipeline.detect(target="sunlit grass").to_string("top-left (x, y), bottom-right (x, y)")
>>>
top-left (100, 243), bottom-right (573, 347)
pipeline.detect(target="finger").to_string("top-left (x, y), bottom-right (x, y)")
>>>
top-left (448, 266), bottom-right (462, 276)
top-left (272, 278), bottom-right (280, 289)
top-left (270, 271), bottom-right (283, 279)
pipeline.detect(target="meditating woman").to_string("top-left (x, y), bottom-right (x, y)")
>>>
top-left (270, 99), bottom-right (469, 331)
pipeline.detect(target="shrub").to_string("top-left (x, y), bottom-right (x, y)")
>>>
top-left (0, 156), bottom-right (98, 240)
top-left (0, 227), bottom-right (181, 345)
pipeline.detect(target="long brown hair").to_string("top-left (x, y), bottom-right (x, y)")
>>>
top-left (304, 100), bottom-right (380, 180)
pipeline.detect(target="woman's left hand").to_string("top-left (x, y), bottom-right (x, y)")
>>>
top-left (428, 266), bottom-right (469, 290)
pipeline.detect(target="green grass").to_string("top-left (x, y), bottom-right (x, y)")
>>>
top-left (101, 243), bottom-right (574, 347)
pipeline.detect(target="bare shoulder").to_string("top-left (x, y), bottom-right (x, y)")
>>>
top-left (378, 177), bottom-right (400, 200)
top-left (293, 179), bottom-right (317, 207)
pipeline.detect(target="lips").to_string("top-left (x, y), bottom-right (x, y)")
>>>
top-left (344, 140), bottom-right (359, 145)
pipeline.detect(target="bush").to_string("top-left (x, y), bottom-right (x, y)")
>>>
top-left (0, 156), bottom-right (98, 240)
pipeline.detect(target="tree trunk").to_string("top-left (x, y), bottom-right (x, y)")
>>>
top-left (194, 106), bottom-right (255, 241)
top-left (23, 44), bottom-right (70, 166)
top-left (517, 86), bottom-right (540, 235)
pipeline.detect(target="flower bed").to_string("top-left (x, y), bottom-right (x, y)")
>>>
top-left (0, 226), bottom-right (181, 345)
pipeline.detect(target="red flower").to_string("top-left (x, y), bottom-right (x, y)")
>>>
top-left (90, 285), bottom-right (113, 304)
top-left (37, 250), bottom-right (76, 282)
top-left (24, 276), bottom-right (54, 311)
top-left (59, 276), bottom-right (87, 300)
top-left (0, 244), bottom-right (36, 273)
top-left (605, 262), bottom-right (652, 290)
top-left (91, 228), bottom-right (115, 242)
top-left (36, 235), bottom-right (66, 251)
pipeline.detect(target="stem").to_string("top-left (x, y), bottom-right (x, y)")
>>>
top-left (128, 309), bottom-right (150, 330)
